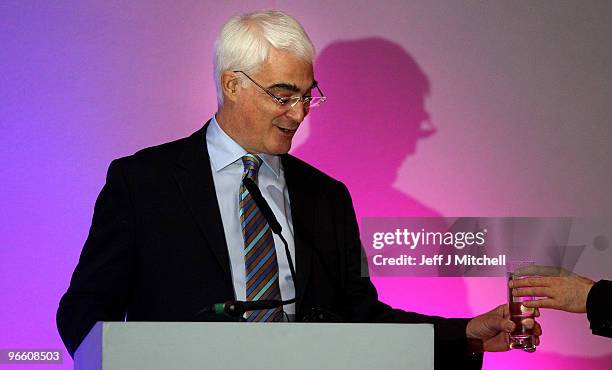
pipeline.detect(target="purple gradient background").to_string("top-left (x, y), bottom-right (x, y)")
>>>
top-left (1, 1), bottom-right (611, 369)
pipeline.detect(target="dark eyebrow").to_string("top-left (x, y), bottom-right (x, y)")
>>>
top-left (267, 80), bottom-right (318, 94)
top-left (268, 83), bottom-right (300, 93)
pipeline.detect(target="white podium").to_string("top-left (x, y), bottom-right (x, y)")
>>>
top-left (74, 322), bottom-right (434, 370)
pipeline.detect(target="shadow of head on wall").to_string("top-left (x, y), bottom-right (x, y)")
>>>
top-left (293, 37), bottom-right (439, 217)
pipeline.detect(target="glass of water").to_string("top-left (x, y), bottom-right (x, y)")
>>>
top-left (507, 260), bottom-right (536, 352)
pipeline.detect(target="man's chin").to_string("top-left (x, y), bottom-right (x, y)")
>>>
top-left (264, 141), bottom-right (292, 155)
top-left (268, 147), bottom-right (291, 155)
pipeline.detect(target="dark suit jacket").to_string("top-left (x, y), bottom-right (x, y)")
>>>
top-left (57, 123), bottom-right (482, 369)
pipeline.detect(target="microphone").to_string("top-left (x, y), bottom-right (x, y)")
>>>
top-left (242, 177), bottom-right (297, 283)
top-left (193, 178), bottom-right (345, 323)
top-left (193, 177), bottom-right (298, 321)
top-left (241, 178), bottom-right (345, 323)
top-left (194, 298), bottom-right (297, 321)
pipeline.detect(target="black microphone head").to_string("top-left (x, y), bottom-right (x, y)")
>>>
top-left (225, 301), bottom-right (247, 316)
top-left (225, 299), bottom-right (287, 314)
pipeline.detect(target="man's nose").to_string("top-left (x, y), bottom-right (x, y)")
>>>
top-left (285, 101), bottom-right (308, 122)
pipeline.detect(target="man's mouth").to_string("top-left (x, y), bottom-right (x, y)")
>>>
top-left (276, 126), bottom-right (297, 135)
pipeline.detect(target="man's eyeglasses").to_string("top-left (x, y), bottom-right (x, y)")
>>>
top-left (233, 70), bottom-right (326, 109)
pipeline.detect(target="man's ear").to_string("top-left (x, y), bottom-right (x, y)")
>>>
top-left (221, 71), bottom-right (240, 103)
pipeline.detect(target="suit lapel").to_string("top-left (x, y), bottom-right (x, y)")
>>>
top-left (173, 121), bottom-right (232, 282)
top-left (282, 155), bottom-right (314, 313)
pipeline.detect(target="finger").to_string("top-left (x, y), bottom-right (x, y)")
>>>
top-left (506, 320), bottom-right (516, 333)
top-left (509, 276), bottom-right (554, 288)
top-left (496, 303), bottom-right (509, 317)
top-left (495, 316), bottom-right (515, 333)
top-left (522, 318), bottom-right (535, 329)
top-left (534, 308), bottom-right (540, 317)
top-left (491, 304), bottom-right (510, 319)
top-left (535, 336), bottom-right (540, 346)
top-left (513, 287), bottom-right (551, 297)
top-left (523, 298), bottom-right (557, 309)
top-left (534, 322), bottom-right (542, 336)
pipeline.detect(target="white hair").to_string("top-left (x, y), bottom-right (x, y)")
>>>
top-left (213, 10), bottom-right (315, 106)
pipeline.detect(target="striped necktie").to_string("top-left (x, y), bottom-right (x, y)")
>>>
top-left (240, 154), bottom-right (284, 322)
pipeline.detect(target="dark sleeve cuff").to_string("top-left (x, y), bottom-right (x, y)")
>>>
top-left (586, 280), bottom-right (612, 338)
top-left (434, 318), bottom-right (483, 370)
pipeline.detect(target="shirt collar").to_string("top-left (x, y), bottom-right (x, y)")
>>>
top-left (206, 115), bottom-right (281, 178)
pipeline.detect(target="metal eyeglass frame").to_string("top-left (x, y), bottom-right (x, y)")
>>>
top-left (233, 70), bottom-right (326, 108)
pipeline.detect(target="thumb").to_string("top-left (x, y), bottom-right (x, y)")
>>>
top-left (488, 315), bottom-right (515, 333)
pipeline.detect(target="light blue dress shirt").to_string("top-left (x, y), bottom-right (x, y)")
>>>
top-left (206, 116), bottom-right (296, 317)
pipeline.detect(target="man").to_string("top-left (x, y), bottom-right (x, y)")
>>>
top-left (510, 266), bottom-right (611, 338)
top-left (57, 10), bottom-right (540, 368)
